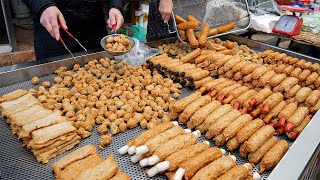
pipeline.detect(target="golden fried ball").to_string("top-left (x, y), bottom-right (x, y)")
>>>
top-left (42, 81), bottom-right (51, 88)
top-left (31, 76), bottom-right (40, 85)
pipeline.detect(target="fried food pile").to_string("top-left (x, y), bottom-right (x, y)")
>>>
top-left (170, 91), bottom-right (290, 174)
top-left (175, 14), bottom-right (235, 48)
top-left (0, 89), bottom-right (80, 163)
top-left (30, 58), bottom-right (181, 149)
top-left (105, 34), bottom-right (131, 51)
top-left (52, 144), bottom-right (130, 180)
top-left (119, 122), bottom-right (258, 179)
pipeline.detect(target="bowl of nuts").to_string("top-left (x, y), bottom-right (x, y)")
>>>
top-left (100, 34), bottom-right (135, 56)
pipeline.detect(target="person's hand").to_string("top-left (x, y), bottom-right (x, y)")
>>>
top-left (40, 6), bottom-right (67, 41)
top-left (159, 0), bottom-right (173, 23)
top-left (107, 8), bottom-right (124, 32)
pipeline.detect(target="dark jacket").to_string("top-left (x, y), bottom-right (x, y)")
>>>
top-left (22, 0), bottom-right (124, 32)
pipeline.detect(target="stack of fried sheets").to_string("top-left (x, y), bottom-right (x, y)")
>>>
top-left (52, 144), bottom-right (130, 180)
top-left (0, 89), bottom-right (80, 163)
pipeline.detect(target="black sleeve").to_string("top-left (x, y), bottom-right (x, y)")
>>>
top-left (109, 0), bottom-right (125, 13)
top-left (21, 0), bottom-right (56, 16)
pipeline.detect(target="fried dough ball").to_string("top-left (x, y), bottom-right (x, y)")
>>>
top-left (97, 124), bottom-right (108, 135)
top-left (119, 122), bottom-right (127, 132)
top-left (42, 81), bottom-right (51, 88)
top-left (99, 133), bottom-right (112, 148)
top-left (31, 76), bottom-right (40, 85)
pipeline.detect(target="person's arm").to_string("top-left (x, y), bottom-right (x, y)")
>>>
top-left (21, 0), bottom-right (55, 16)
top-left (22, 0), bottom-right (67, 41)
top-left (107, 0), bottom-right (125, 31)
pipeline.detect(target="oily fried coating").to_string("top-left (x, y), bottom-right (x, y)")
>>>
top-left (244, 125), bottom-right (274, 153)
top-left (248, 136), bottom-right (277, 164)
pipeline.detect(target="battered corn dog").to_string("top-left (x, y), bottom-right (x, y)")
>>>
top-left (187, 15), bottom-right (201, 25)
top-left (260, 50), bottom-right (273, 58)
top-left (225, 138), bottom-right (239, 153)
top-left (233, 72), bottom-right (243, 81)
top-left (144, 132), bottom-right (199, 167)
top-left (286, 107), bottom-right (309, 132)
top-left (191, 77), bottom-right (213, 89)
top-left (275, 53), bottom-right (287, 62)
top-left (310, 63), bottom-right (320, 72)
top-left (298, 69), bottom-right (311, 81)
top-left (241, 63), bottom-right (260, 75)
top-left (171, 91), bottom-right (202, 113)
top-left (216, 163), bottom-right (253, 180)
top-left (199, 22), bottom-right (210, 46)
top-left (243, 74), bottom-right (253, 83)
top-left (210, 80), bottom-right (236, 96)
top-left (186, 29), bottom-right (200, 48)
top-left (203, 78), bottom-right (229, 91)
top-left (283, 65), bottom-right (295, 75)
top-left (236, 119), bottom-right (264, 144)
top-left (239, 143), bottom-right (249, 158)
top-left (217, 84), bottom-right (242, 97)
top-left (296, 59), bottom-right (307, 68)
top-left (188, 70), bottom-right (210, 81)
top-left (289, 57), bottom-right (299, 65)
top-left (269, 74), bottom-right (287, 87)
top-left (198, 104), bottom-right (233, 133)
top-left (248, 136), bottom-right (277, 164)
top-left (146, 142), bottom-right (210, 177)
top-left (175, 147), bottom-right (225, 180)
top-left (180, 48), bottom-right (201, 63)
top-left (187, 100), bottom-right (221, 129)
top-left (306, 72), bottom-right (318, 85)
top-left (232, 61), bottom-right (250, 73)
top-left (175, 15), bottom-right (187, 24)
top-left (252, 66), bottom-right (268, 79)
top-left (216, 22), bottom-right (236, 33)
top-left (305, 90), bottom-right (320, 107)
top-left (290, 67), bottom-right (303, 78)
top-left (274, 64), bottom-right (286, 73)
top-left (260, 92), bottom-right (284, 114)
top-left (244, 125), bottom-right (274, 153)
top-left (263, 101), bottom-right (286, 124)
top-left (214, 114), bottom-right (252, 146)
top-left (223, 86), bottom-right (250, 104)
top-left (294, 87), bottom-right (312, 103)
top-left (284, 85), bottom-right (301, 99)
top-left (247, 88), bottom-right (273, 108)
top-left (134, 126), bottom-right (186, 160)
top-left (191, 155), bottom-right (236, 180)
top-left (179, 95), bottom-right (211, 124)
top-left (293, 116), bottom-right (311, 134)
top-left (278, 77), bottom-right (299, 92)
top-left (259, 70), bottom-right (276, 87)
top-left (208, 28), bottom-right (219, 36)
top-left (259, 140), bottom-right (288, 174)
top-left (177, 21), bottom-right (201, 30)
top-left (205, 109), bottom-right (242, 139)
top-left (223, 56), bottom-right (242, 73)
top-left (233, 90), bottom-right (256, 107)
top-left (165, 142), bottom-right (210, 171)
top-left (310, 99), bottom-right (320, 114)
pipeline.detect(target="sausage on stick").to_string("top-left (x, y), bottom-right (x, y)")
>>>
top-left (244, 125), bottom-right (275, 153)
top-left (248, 136), bottom-right (277, 164)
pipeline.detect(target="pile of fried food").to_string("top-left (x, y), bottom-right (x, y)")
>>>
top-left (52, 144), bottom-right (130, 180)
top-left (0, 89), bottom-right (80, 163)
top-left (28, 58), bottom-right (181, 149)
top-left (118, 122), bottom-right (263, 179)
top-left (175, 14), bottom-right (235, 48)
top-left (105, 34), bottom-right (132, 52)
top-left (168, 91), bottom-right (290, 175)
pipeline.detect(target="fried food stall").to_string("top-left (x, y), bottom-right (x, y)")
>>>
top-left (1, 0), bottom-right (320, 180)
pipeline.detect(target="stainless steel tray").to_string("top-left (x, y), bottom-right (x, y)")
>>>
top-left (0, 35), bottom-right (320, 180)
top-left (171, 0), bottom-right (251, 43)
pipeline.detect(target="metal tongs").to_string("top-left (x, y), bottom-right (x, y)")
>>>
top-left (59, 23), bottom-right (87, 59)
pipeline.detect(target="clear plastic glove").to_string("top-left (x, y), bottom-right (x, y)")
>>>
top-left (107, 8), bottom-right (124, 32)
top-left (159, 0), bottom-right (173, 23)
top-left (40, 6), bottom-right (67, 41)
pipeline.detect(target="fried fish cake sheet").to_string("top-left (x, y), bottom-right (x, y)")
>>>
top-left (9, 105), bottom-right (51, 126)
top-left (0, 89), bottom-right (28, 103)
top-left (0, 93), bottom-right (39, 117)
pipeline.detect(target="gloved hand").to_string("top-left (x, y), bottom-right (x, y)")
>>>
top-left (107, 8), bottom-right (124, 32)
top-left (159, 0), bottom-right (173, 23)
top-left (40, 6), bottom-right (67, 41)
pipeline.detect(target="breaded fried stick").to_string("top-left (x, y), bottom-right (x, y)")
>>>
top-left (244, 125), bottom-right (274, 153)
top-left (174, 148), bottom-right (226, 180)
top-left (259, 140), bottom-right (288, 174)
top-left (142, 131), bottom-right (200, 167)
top-left (248, 136), bottom-right (277, 164)
top-left (171, 91), bottom-right (203, 113)
top-left (118, 121), bottom-right (178, 155)
top-left (146, 141), bottom-right (210, 177)
top-left (132, 126), bottom-right (188, 163)
top-left (217, 163), bottom-right (256, 180)
top-left (190, 155), bottom-right (236, 180)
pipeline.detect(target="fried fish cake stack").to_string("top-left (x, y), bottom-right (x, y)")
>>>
top-left (52, 144), bottom-right (130, 180)
top-left (0, 90), bottom-right (80, 163)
